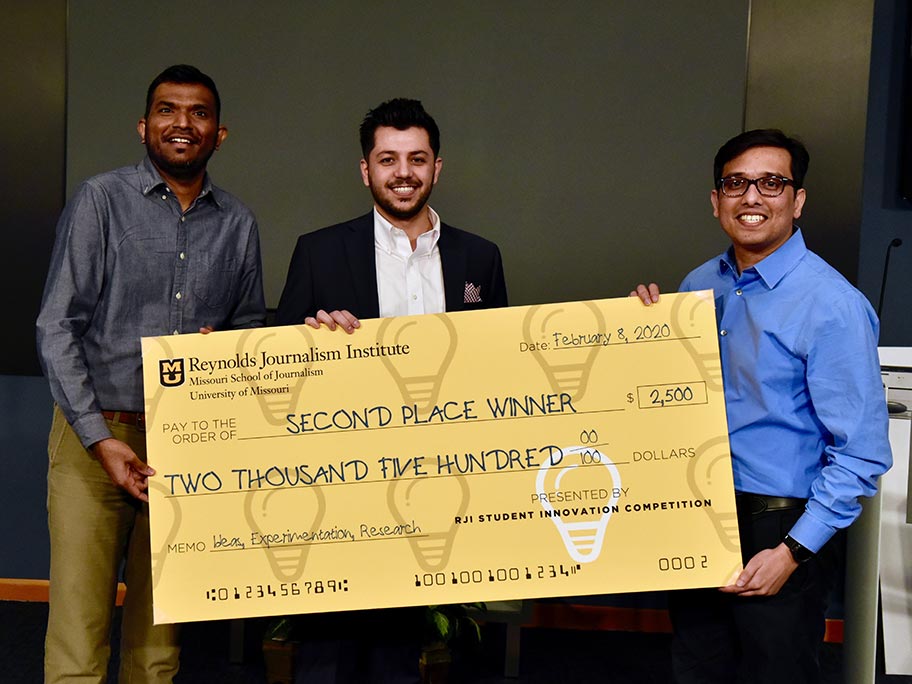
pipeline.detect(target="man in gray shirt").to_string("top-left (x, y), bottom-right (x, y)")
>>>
top-left (37, 64), bottom-right (265, 682)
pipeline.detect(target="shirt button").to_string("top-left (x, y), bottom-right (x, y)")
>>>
top-left (179, 252), bottom-right (185, 260)
top-left (180, 217), bottom-right (185, 223)
top-left (175, 292), bottom-right (182, 300)
top-left (720, 329), bottom-right (728, 336)
top-left (735, 289), bottom-right (743, 296)
top-left (412, 294), bottom-right (418, 300)
top-left (172, 330), bottom-right (179, 335)
top-left (161, 194), bottom-right (167, 200)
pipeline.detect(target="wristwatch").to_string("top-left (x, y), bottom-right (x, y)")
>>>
top-left (783, 534), bottom-right (814, 564)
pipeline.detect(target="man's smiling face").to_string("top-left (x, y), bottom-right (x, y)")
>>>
top-left (138, 82), bottom-right (226, 181)
top-left (711, 145), bottom-right (806, 271)
top-left (360, 126), bottom-right (441, 223)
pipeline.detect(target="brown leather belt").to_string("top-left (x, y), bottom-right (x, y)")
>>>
top-left (737, 493), bottom-right (806, 515)
top-left (101, 410), bottom-right (146, 430)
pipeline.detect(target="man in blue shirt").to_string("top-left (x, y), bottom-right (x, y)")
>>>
top-left (37, 65), bottom-right (265, 682)
top-left (633, 129), bottom-right (891, 683)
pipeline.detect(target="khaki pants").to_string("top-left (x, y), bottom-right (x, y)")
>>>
top-left (45, 405), bottom-right (180, 683)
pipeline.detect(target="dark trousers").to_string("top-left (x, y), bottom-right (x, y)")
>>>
top-left (293, 608), bottom-right (423, 684)
top-left (668, 502), bottom-right (844, 684)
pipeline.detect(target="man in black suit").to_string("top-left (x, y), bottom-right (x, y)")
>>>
top-left (275, 98), bottom-right (507, 683)
top-left (275, 97), bottom-right (507, 329)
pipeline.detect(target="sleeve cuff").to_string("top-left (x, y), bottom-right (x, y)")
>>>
top-left (787, 512), bottom-right (836, 554)
top-left (70, 412), bottom-right (113, 449)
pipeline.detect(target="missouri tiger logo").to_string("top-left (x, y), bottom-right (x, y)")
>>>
top-left (159, 359), bottom-right (185, 387)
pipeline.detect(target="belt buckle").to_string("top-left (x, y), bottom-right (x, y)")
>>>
top-left (748, 495), bottom-right (768, 515)
top-left (136, 413), bottom-right (146, 432)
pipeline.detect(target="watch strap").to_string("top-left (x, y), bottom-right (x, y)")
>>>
top-left (783, 534), bottom-right (814, 563)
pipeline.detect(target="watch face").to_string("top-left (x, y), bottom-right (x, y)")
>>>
top-left (785, 536), bottom-right (812, 563)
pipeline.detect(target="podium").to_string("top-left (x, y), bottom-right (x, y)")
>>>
top-left (844, 347), bottom-right (912, 681)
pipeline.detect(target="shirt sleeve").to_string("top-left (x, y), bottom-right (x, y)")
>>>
top-left (36, 181), bottom-right (113, 448)
top-left (788, 291), bottom-right (892, 551)
top-left (225, 216), bottom-right (266, 330)
top-left (275, 234), bottom-right (317, 325)
top-left (679, 265), bottom-right (704, 292)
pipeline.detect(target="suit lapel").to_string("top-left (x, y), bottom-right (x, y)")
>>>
top-left (439, 225), bottom-right (467, 312)
top-left (344, 213), bottom-right (380, 318)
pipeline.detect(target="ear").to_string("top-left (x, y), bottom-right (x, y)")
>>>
top-left (137, 119), bottom-right (146, 144)
top-left (215, 125), bottom-right (228, 150)
top-left (432, 157), bottom-right (442, 185)
top-left (793, 188), bottom-right (806, 220)
top-left (360, 159), bottom-right (370, 187)
top-left (710, 189), bottom-right (720, 218)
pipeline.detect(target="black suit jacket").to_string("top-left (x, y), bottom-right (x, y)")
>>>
top-left (275, 212), bottom-right (508, 324)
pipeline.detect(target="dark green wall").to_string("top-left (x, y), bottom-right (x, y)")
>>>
top-left (746, 0), bottom-right (875, 284)
top-left (0, 0), bottom-right (65, 577)
top-left (1, 1), bottom-right (66, 375)
top-left (66, 1), bottom-right (750, 308)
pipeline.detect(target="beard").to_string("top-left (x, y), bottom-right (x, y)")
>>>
top-left (369, 177), bottom-right (434, 221)
top-left (145, 140), bottom-right (215, 180)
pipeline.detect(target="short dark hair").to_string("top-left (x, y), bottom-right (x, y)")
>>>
top-left (145, 64), bottom-right (221, 121)
top-left (713, 128), bottom-right (810, 189)
top-left (359, 98), bottom-right (440, 158)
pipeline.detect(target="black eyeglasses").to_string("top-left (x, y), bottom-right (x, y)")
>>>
top-left (718, 175), bottom-right (794, 197)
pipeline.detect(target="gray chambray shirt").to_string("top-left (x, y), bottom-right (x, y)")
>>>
top-left (37, 157), bottom-right (266, 447)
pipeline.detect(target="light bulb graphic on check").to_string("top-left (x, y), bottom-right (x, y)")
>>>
top-left (244, 485), bottom-right (327, 581)
top-left (522, 302), bottom-right (606, 402)
top-left (236, 325), bottom-right (318, 427)
top-left (687, 435), bottom-right (740, 553)
top-left (148, 479), bottom-right (183, 590)
top-left (536, 445), bottom-right (621, 563)
top-left (387, 474), bottom-right (469, 571)
top-left (143, 336), bottom-right (185, 591)
top-left (670, 292), bottom-right (723, 393)
top-left (377, 314), bottom-right (457, 411)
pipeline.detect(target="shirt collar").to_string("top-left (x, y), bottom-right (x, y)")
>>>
top-left (718, 228), bottom-right (808, 289)
top-left (138, 156), bottom-right (219, 207)
top-left (372, 206), bottom-right (442, 254)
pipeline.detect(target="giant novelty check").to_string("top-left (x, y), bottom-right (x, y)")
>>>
top-left (142, 292), bottom-right (741, 624)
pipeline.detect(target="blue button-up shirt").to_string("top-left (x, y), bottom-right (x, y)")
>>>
top-left (37, 158), bottom-right (266, 448)
top-left (680, 230), bottom-right (891, 551)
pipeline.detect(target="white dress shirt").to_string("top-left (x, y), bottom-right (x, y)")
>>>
top-left (373, 207), bottom-right (446, 317)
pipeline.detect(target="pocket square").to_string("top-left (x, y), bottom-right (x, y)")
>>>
top-left (464, 282), bottom-right (482, 304)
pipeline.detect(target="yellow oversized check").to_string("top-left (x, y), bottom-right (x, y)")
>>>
top-left (142, 292), bottom-right (741, 624)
